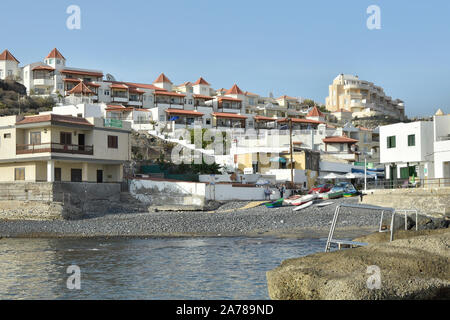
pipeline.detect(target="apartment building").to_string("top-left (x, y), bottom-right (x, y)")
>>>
top-left (0, 114), bottom-right (131, 183)
top-left (325, 74), bottom-right (406, 120)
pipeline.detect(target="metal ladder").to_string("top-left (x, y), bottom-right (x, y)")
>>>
top-left (325, 203), bottom-right (418, 252)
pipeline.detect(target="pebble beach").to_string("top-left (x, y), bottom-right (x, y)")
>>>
top-left (1, 197), bottom-right (445, 239)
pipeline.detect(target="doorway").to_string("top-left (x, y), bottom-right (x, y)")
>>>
top-left (54, 168), bottom-right (62, 182)
top-left (78, 134), bottom-right (85, 151)
top-left (71, 169), bottom-right (82, 182)
top-left (97, 170), bottom-right (103, 183)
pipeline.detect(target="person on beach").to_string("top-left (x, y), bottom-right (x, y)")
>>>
top-left (264, 186), bottom-right (271, 200)
top-left (278, 184), bottom-right (286, 199)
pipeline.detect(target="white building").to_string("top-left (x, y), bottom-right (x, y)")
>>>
top-left (433, 114), bottom-right (450, 180)
top-left (380, 121), bottom-right (435, 180)
top-left (0, 49), bottom-right (20, 80)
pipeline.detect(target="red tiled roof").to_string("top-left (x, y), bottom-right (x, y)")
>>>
top-left (177, 81), bottom-right (193, 87)
top-left (218, 96), bottom-right (242, 102)
top-left (212, 112), bottom-right (247, 120)
top-left (153, 73), bottom-right (173, 84)
top-left (60, 69), bottom-right (103, 78)
top-left (226, 84), bottom-right (244, 95)
top-left (307, 106), bottom-right (324, 117)
top-left (16, 114), bottom-right (93, 127)
top-left (0, 49), bottom-right (19, 63)
top-left (110, 83), bottom-right (129, 90)
top-left (165, 109), bottom-right (204, 117)
top-left (154, 91), bottom-right (186, 97)
top-left (193, 94), bottom-right (213, 100)
top-left (323, 136), bottom-right (359, 144)
top-left (63, 78), bottom-right (81, 83)
top-left (129, 88), bottom-right (145, 94)
top-left (254, 115), bottom-right (277, 121)
top-left (67, 82), bottom-right (94, 95)
top-left (86, 82), bottom-right (101, 88)
top-left (277, 95), bottom-right (298, 101)
top-left (122, 82), bottom-right (161, 91)
top-left (245, 91), bottom-right (259, 97)
top-left (193, 77), bottom-right (210, 86)
top-left (32, 65), bottom-right (54, 71)
top-left (106, 105), bottom-right (126, 109)
top-left (46, 48), bottom-right (66, 60)
top-left (277, 118), bottom-right (323, 125)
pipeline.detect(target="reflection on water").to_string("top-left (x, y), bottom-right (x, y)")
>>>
top-left (0, 237), bottom-right (325, 300)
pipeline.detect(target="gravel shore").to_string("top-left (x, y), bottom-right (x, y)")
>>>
top-left (0, 198), bottom-right (446, 239)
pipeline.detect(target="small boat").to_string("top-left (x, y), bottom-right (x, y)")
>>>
top-left (265, 198), bottom-right (284, 208)
top-left (316, 202), bottom-right (334, 208)
top-left (291, 194), bottom-right (318, 206)
top-left (293, 201), bottom-right (313, 212)
top-left (283, 195), bottom-right (302, 205)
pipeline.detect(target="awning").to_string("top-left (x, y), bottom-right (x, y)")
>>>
top-left (212, 112), bottom-right (247, 120)
top-left (165, 109), bottom-right (204, 117)
top-left (270, 157), bottom-right (287, 163)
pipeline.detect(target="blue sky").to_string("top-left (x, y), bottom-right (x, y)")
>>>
top-left (3, 0), bottom-right (450, 117)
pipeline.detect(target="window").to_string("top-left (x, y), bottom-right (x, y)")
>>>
top-left (4, 133), bottom-right (11, 139)
top-left (387, 136), bottom-right (396, 149)
top-left (30, 132), bottom-right (41, 145)
top-left (160, 115), bottom-right (165, 121)
top-left (15, 168), bottom-right (25, 181)
top-left (54, 168), bottom-right (62, 182)
top-left (60, 132), bottom-right (72, 145)
top-left (408, 134), bottom-right (416, 147)
top-left (7, 70), bottom-right (12, 76)
top-left (56, 59), bottom-right (60, 64)
top-left (205, 118), bottom-right (211, 125)
top-left (108, 135), bottom-right (118, 149)
top-left (104, 90), bottom-right (110, 96)
top-left (49, 59), bottom-right (54, 64)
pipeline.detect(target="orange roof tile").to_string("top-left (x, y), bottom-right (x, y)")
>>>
top-left (122, 82), bottom-right (162, 91)
top-left (193, 94), bottom-right (214, 100)
top-left (154, 91), bottom-right (186, 97)
top-left (67, 82), bottom-right (94, 95)
top-left (277, 95), bottom-right (298, 101)
top-left (16, 114), bottom-right (93, 127)
top-left (277, 118), bottom-right (323, 125)
top-left (46, 48), bottom-right (66, 60)
top-left (193, 77), bottom-right (210, 86)
top-left (226, 84), bottom-right (244, 95)
top-left (212, 112), bottom-right (247, 120)
top-left (254, 115), bottom-right (277, 121)
top-left (323, 136), bottom-right (359, 144)
top-left (218, 96), bottom-right (242, 102)
top-left (165, 109), bottom-right (204, 117)
top-left (32, 65), bottom-right (55, 71)
top-left (245, 91), bottom-right (259, 97)
top-left (110, 83), bottom-right (129, 90)
top-left (63, 78), bottom-right (81, 83)
top-left (0, 49), bottom-right (19, 63)
top-left (86, 82), bottom-right (101, 88)
top-left (153, 73), bottom-right (173, 84)
top-left (60, 69), bottom-right (103, 78)
top-left (307, 106), bottom-right (324, 117)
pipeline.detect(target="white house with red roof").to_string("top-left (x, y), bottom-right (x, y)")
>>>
top-left (0, 49), bottom-right (20, 80)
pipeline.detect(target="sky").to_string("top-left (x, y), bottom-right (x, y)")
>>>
top-left (2, 0), bottom-right (450, 117)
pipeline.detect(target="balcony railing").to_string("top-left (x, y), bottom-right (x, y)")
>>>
top-left (437, 135), bottom-right (450, 142)
top-left (16, 143), bottom-right (94, 155)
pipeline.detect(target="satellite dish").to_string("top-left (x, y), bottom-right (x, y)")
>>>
top-left (106, 74), bottom-right (116, 81)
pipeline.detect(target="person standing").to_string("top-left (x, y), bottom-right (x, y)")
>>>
top-left (264, 186), bottom-right (271, 200)
top-left (279, 184), bottom-right (286, 199)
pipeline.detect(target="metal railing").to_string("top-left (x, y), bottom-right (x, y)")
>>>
top-left (16, 143), bottom-right (94, 155)
top-left (366, 178), bottom-right (450, 190)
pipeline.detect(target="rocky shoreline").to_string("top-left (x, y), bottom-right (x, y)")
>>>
top-left (267, 228), bottom-right (450, 300)
top-left (0, 198), bottom-right (447, 239)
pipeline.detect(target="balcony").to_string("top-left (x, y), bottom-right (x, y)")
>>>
top-left (128, 100), bottom-right (143, 107)
top-left (112, 96), bottom-right (129, 103)
top-left (16, 143), bottom-right (94, 156)
top-left (33, 78), bottom-right (54, 87)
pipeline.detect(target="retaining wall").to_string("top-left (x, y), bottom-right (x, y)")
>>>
top-left (361, 187), bottom-right (450, 218)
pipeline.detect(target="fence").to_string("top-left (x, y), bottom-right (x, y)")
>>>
top-left (366, 178), bottom-right (450, 190)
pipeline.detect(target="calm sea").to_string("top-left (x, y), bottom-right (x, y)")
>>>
top-left (0, 237), bottom-right (325, 300)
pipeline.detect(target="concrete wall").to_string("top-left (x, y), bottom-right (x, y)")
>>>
top-left (361, 187), bottom-right (450, 218)
top-left (0, 182), bottom-right (122, 220)
top-left (207, 184), bottom-right (266, 201)
top-left (130, 179), bottom-right (206, 209)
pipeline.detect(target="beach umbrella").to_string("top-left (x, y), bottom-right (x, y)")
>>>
top-left (319, 173), bottom-right (345, 180)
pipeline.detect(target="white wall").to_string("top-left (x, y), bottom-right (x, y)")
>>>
top-left (380, 121), bottom-right (434, 164)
